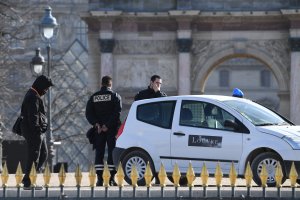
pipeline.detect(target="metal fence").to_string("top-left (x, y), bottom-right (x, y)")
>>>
top-left (0, 161), bottom-right (299, 199)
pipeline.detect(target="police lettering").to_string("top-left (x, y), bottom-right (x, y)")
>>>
top-left (93, 94), bottom-right (111, 102)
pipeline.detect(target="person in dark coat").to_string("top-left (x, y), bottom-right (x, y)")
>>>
top-left (134, 75), bottom-right (167, 184)
top-left (20, 75), bottom-right (53, 189)
top-left (86, 76), bottom-right (122, 186)
top-left (134, 75), bottom-right (167, 101)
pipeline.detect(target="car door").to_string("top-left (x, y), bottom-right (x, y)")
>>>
top-left (171, 99), bottom-right (246, 174)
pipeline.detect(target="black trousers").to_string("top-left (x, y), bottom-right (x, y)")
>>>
top-left (22, 134), bottom-right (48, 186)
top-left (94, 128), bottom-right (116, 181)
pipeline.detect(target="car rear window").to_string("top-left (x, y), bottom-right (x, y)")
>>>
top-left (137, 101), bottom-right (176, 129)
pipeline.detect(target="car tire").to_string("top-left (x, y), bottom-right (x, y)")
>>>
top-left (121, 150), bottom-right (155, 186)
top-left (251, 152), bottom-right (286, 187)
top-left (168, 176), bottom-right (188, 186)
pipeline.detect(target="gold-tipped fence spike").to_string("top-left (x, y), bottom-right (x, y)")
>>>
top-left (215, 162), bottom-right (223, 187)
top-left (131, 164), bottom-right (138, 187)
top-left (259, 163), bottom-right (268, 188)
top-left (116, 162), bottom-right (125, 187)
top-left (201, 162), bottom-right (209, 187)
top-left (1, 162), bottom-right (9, 187)
top-left (186, 161), bottom-right (195, 187)
top-left (229, 162), bottom-right (237, 187)
top-left (158, 162), bottom-right (167, 187)
top-left (172, 162), bottom-right (181, 187)
top-left (275, 162), bottom-right (283, 188)
top-left (75, 164), bottom-right (82, 187)
top-left (145, 161), bottom-right (153, 187)
top-left (88, 164), bottom-right (96, 187)
top-left (43, 163), bottom-right (51, 187)
top-left (289, 162), bottom-right (298, 187)
top-left (15, 162), bottom-right (23, 187)
top-left (58, 163), bottom-right (66, 186)
top-left (29, 162), bottom-right (37, 187)
top-left (103, 161), bottom-right (111, 187)
top-left (244, 161), bottom-right (253, 187)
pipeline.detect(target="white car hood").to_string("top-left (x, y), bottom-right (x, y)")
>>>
top-left (257, 126), bottom-right (300, 138)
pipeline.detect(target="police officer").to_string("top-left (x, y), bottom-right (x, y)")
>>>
top-left (134, 74), bottom-right (167, 184)
top-left (135, 75), bottom-right (167, 101)
top-left (85, 76), bottom-right (122, 186)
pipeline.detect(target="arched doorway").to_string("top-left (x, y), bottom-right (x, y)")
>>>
top-left (205, 57), bottom-right (279, 110)
top-left (192, 48), bottom-right (290, 118)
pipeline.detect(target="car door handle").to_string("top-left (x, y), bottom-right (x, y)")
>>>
top-left (173, 132), bottom-right (185, 136)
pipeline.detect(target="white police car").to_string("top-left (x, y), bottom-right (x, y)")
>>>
top-left (113, 95), bottom-right (300, 186)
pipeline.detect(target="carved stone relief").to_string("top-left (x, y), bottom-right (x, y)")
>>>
top-left (114, 40), bottom-right (177, 54)
top-left (114, 55), bottom-right (177, 91)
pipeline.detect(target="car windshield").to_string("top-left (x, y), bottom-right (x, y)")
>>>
top-left (223, 100), bottom-right (290, 126)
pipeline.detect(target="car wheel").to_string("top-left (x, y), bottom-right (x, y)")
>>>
top-left (168, 176), bottom-right (188, 186)
top-left (251, 152), bottom-right (286, 187)
top-left (121, 150), bottom-right (155, 186)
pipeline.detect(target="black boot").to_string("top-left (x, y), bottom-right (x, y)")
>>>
top-left (96, 179), bottom-right (103, 186)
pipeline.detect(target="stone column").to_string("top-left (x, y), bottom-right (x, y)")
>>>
top-left (87, 31), bottom-right (101, 91)
top-left (99, 20), bottom-right (115, 78)
top-left (290, 37), bottom-right (300, 124)
top-left (177, 20), bottom-right (192, 95)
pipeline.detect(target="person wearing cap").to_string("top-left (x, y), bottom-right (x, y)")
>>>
top-left (232, 88), bottom-right (244, 98)
top-left (20, 75), bottom-right (54, 190)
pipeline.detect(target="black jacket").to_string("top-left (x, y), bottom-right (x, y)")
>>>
top-left (20, 91), bottom-right (47, 138)
top-left (85, 86), bottom-right (122, 129)
top-left (134, 86), bottom-right (167, 101)
top-left (20, 75), bottom-right (52, 138)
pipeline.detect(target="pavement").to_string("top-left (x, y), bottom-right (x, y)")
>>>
top-left (1, 173), bottom-right (300, 198)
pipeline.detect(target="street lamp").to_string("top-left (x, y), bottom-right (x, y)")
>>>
top-left (30, 48), bottom-right (45, 76)
top-left (39, 6), bottom-right (59, 171)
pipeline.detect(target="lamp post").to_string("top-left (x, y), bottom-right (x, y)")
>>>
top-left (30, 48), bottom-right (45, 75)
top-left (38, 6), bottom-right (59, 171)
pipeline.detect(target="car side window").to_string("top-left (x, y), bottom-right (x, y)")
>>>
top-left (137, 101), bottom-right (176, 129)
top-left (180, 100), bottom-right (240, 131)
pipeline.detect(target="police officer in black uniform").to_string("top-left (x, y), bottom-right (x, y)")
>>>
top-left (86, 76), bottom-right (122, 186)
top-left (134, 74), bottom-right (167, 184)
top-left (134, 74), bottom-right (167, 101)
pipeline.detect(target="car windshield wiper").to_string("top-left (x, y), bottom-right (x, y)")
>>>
top-left (256, 123), bottom-right (277, 126)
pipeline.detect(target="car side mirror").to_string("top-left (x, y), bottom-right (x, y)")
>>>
top-left (224, 119), bottom-right (239, 131)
